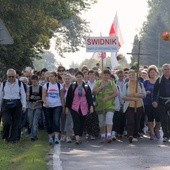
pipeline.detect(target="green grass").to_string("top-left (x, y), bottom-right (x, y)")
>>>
top-left (0, 130), bottom-right (51, 170)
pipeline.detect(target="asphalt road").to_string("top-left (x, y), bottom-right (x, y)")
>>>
top-left (55, 135), bottom-right (170, 170)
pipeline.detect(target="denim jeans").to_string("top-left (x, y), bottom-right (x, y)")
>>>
top-left (27, 108), bottom-right (42, 138)
top-left (43, 106), bottom-right (62, 134)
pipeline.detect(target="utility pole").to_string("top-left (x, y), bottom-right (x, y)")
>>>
top-left (158, 34), bottom-right (161, 68)
top-left (127, 40), bottom-right (151, 79)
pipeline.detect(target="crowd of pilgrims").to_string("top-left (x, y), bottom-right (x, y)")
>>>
top-left (1, 63), bottom-right (170, 145)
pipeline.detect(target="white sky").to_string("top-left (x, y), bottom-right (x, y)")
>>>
top-left (52, 0), bottom-right (149, 69)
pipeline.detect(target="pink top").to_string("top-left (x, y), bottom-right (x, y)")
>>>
top-left (71, 87), bottom-right (88, 116)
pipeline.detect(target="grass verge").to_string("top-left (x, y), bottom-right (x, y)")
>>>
top-left (0, 130), bottom-right (51, 170)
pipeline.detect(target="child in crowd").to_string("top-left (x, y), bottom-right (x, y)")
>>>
top-left (27, 75), bottom-right (43, 141)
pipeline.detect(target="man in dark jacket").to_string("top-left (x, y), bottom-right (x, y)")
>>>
top-left (152, 64), bottom-right (170, 142)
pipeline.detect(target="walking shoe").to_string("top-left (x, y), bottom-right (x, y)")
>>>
top-left (90, 136), bottom-right (96, 140)
top-left (138, 132), bottom-right (144, 138)
top-left (117, 134), bottom-right (123, 139)
top-left (112, 131), bottom-right (116, 141)
top-left (75, 140), bottom-right (82, 145)
top-left (54, 137), bottom-right (60, 144)
top-left (85, 134), bottom-right (89, 139)
top-left (128, 136), bottom-right (133, 143)
top-left (150, 134), bottom-right (155, 140)
top-left (112, 136), bottom-right (116, 141)
top-left (49, 138), bottom-right (54, 145)
top-left (132, 138), bottom-right (138, 142)
top-left (163, 137), bottom-right (168, 142)
top-left (155, 131), bottom-right (161, 139)
top-left (60, 136), bottom-right (66, 142)
top-left (10, 140), bottom-right (18, 144)
top-left (107, 136), bottom-right (112, 143)
top-left (100, 137), bottom-right (105, 143)
top-left (123, 130), bottom-right (127, 137)
top-left (31, 137), bottom-right (38, 141)
top-left (66, 137), bottom-right (72, 143)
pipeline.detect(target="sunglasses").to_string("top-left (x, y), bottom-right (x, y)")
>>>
top-left (8, 76), bottom-right (15, 78)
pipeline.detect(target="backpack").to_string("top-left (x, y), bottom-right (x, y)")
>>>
top-left (71, 82), bottom-right (89, 92)
top-left (29, 85), bottom-right (42, 102)
top-left (2, 80), bottom-right (26, 96)
top-left (46, 82), bottom-right (61, 95)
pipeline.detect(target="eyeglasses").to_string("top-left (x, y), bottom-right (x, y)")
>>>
top-left (8, 76), bottom-right (15, 78)
top-left (58, 70), bottom-right (65, 72)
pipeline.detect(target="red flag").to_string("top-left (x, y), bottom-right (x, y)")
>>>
top-left (109, 13), bottom-right (124, 47)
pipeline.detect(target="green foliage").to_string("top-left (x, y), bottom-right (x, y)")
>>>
top-left (33, 51), bottom-right (57, 71)
top-left (79, 55), bottom-right (129, 71)
top-left (80, 58), bottom-right (97, 69)
top-left (131, 0), bottom-right (170, 67)
top-left (0, 0), bottom-right (97, 76)
top-left (69, 62), bottom-right (80, 69)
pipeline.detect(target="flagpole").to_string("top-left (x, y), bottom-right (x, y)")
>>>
top-left (100, 32), bottom-right (104, 72)
top-left (101, 56), bottom-right (104, 72)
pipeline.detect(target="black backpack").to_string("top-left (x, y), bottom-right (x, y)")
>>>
top-left (46, 82), bottom-right (61, 97)
top-left (46, 82), bottom-right (60, 91)
top-left (29, 85), bottom-right (42, 102)
top-left (2, 80), bottom-right (26, 96)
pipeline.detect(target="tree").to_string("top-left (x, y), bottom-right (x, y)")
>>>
top-left (131, 0), bottom-right (170, 67)
top-left (0, 0), bottom-right (97, 76)
top-left (33, 51), bottom-right (57, 71)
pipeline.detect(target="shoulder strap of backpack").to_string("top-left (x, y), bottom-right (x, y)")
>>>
top-left (117, 85), bottom-right (120, 92)
top-left (84, 83), bottom-right (89, 92)
top-left (46, 82), bottom-right (49, 96)
top-left (2, 81), bottom-right (6, 97)
top-left (126, 82), bottom-right (128, 89)
top-left (72, 82), bottom-right (76, 91)
top-left (39, 85), bottom-right (42, 97)
top-left (18, 80), bottom-right (23, 96)
top-left (18, 80), bottom-right (21, 87)
top-left (29, 85), bottom-right (32, 96)
top-left (46, 82), bottom-right (49, 91)
top-left (28, 86), bottom-right (32, 101)
top-left (2, 80), bottom-right (23, 96)
top-left (46, 82), bottom-right (60, 91)
top-left (2, 81), bottom-right (6, 92)
top-left (57, 82), bottom-right (60, 91)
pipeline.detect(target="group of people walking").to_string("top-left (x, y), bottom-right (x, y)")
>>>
top-left (0, 63), bottom-right (170, 145)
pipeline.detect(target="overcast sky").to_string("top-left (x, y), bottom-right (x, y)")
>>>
top-left (51, 0), bottom-right (149, 69)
